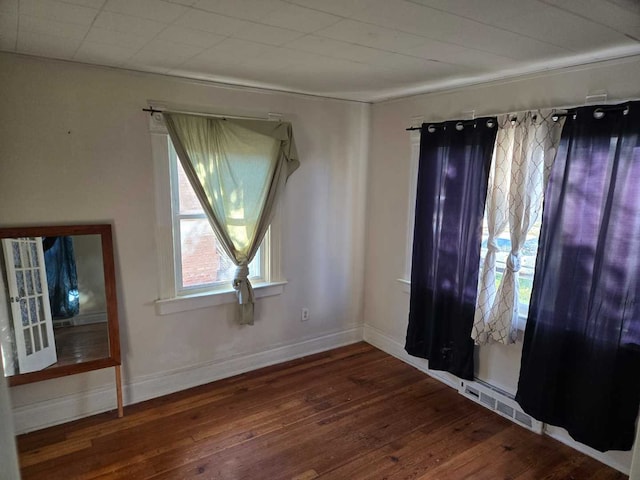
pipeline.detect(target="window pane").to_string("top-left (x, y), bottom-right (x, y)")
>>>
top-left (479, 216), bottom-right (542, 309)
top-left (172, 144), bottom-right (203, 215)
top-left (179, 219), bottom-right (261, 289)
top-left (180, 218), bottom-right (233, 287)
top-left (171, 140), bottom-right (263, 292)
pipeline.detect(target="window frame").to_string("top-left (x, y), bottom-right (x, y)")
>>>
top-left (397, 124), bottom-right (421, 294)
top-left (149, 109), bottom-right (285, 315)
top-left (168, 141), bottom-right (266, 296)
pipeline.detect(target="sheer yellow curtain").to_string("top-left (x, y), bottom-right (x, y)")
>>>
top-left (164, 113), bottom-right (299, 325)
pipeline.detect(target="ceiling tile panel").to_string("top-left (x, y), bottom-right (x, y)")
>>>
top-left (0, 0), bottom-right (18, 15)
top-left (0, 34), bottom-right (16, 50)
top-left (128, 39), bottom-right (203, 70)
top-left (103, 0), bottom-right (187, 23)
top-left (231, 23), bottom-right (303, 46)
top-left (0, 12), bottom-right (18, 33)
top-left (174, 8), bottom-right (247, 36)
top-left (74, 41), bottom-right (137, 65)
top-left (19, 0), bottom-right (99, 26)
top-left (0, 13), bottom-right (17, 50)
top-left (163, 0), bottom-right (198, 6)
top-left (540, 0), bottom-right (640, 37)
top-left (57, 0), bottom-right (106, 7)
top-left (405, 39), bottom-right (516, 69)
top-left (93, 11), bottom-right (167, 37)
top-left (260, 3), bottom-right (342, 33)
top-left (19, 15), bottom-right (90, 39)
top-left (17, 30), bottom-right (82, 58)
top-left (352, 0), bottom-right (570, 58)
top-left (286, 0), bottom-right (380, 18)
top-left (136, 38), bottom-right (203, 59)
top-left (505, 7), bottom-right (631, 50)
top-left (284, 34), bottom-right (475, 74)
top-left (284, 34), bottom-right (385, 62)
top-left (193, 0), bottom-right (284, 22)
top-left (406, 0), bottom-right (543, 26)
top-left (156, 25), bottom-right (226, 48)
top-left (182, 38), bottom-right (273, 71)
top-left (84, 26), bottom-right (154, 50)
top-left (316, 19), bottom-right (429, 52)
top-left (209, 37), bottom-right (273, 58)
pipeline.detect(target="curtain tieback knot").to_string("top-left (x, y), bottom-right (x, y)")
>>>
top-left (487, 238), bottom-right (499, 252)
top-left (506, 252), bottom-right (521, 272)
top-left (233, 265), bottom-right (252, 305)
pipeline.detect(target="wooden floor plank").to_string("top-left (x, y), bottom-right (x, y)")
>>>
top-left (16, 342), bottom-right (628, 480)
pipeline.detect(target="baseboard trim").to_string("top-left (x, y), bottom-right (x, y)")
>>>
top-left (12, 326), bottom-right (363, 434)
top-left (362, 324), bottom-right (631, 475)
top-left (362, 324), bottom-right (460, 390)
top-left (544, 426), bottom-right (631, 475)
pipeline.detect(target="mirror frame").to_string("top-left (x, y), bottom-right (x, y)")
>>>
top-left (0, 224), bottom-right (121, 387)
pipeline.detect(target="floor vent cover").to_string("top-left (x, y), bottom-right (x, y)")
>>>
top-left (458, 380), bottom-right (542, 434)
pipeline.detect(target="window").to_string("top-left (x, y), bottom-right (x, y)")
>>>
top-left (478, 216), bottom-right (542, 324)
top-left (168, 140), bottom-right (264, 295)
top-left (149, 111), bottom-right (284, 315)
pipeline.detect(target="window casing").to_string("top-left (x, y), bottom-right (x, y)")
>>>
top-left (149, 111), bottom-right (284, 314)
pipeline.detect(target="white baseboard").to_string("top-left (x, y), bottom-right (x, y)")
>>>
top-left (362, 324), bottom-right (460, 390)
top-left (12, 325), bottom-right (363, 434)
top-left (544, 425), bottom-right (631, 475)
top-left (363, 323), bottom-right (631, 476)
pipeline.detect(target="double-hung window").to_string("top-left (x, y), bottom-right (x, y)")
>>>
top-left (149, 111), bottom-right (284, 315)
top-left (168, 140), bottom-right (265, 295)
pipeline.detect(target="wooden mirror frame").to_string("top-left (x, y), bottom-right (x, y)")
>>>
top-left (0, 224), bottom-right (121, 387)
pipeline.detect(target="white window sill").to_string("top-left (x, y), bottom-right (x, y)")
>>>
top-left (397, 278), bottom-right (411, 294)
top-left (155, 280), bottom-right (287, 316)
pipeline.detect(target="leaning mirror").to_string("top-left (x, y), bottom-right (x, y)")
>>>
top-left (0, 225), bottom-right (122, 413)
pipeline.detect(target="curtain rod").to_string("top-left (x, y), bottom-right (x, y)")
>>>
top-left (142, 107), bottom-right (275, 121)
top-left (405, 102), bottom-right (634, 131)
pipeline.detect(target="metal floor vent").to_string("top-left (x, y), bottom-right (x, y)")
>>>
top-left (458, 380), bottom-right (543, 434)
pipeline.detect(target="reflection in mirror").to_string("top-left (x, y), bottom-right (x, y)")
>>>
top-left (0, 235), bottom-right (109, 377)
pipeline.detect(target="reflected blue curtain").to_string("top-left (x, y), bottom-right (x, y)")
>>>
top-left (406, 118), bottom-right (497, 379)
top-left (43, 236), bottom-right (79, 319)
top-left (516, 102), bottom-right (640, 451)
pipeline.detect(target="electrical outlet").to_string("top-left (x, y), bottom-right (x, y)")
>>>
top-left (301, 308), bottom-right (310, 321)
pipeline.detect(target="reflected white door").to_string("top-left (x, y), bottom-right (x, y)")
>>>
top-left (2, 238), bottom-right (57, 374)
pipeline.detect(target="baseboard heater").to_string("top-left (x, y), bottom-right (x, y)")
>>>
top-left (458, 379), bottom-right (543, 434)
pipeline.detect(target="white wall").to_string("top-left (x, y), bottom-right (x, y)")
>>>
top-left (0, 376), bottom-right (20, 480)
top-left (363, 55), bottom-right (640, 473)
top-left (0, 53), bottom-right (368, 431)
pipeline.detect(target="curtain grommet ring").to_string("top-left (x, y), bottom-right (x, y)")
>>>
top-left (593, 108), bottom-right (605, 120)
top-left (455, 122), bottom-right (464, 131)
top-left (486, 119), bottom-right (496, 128)
top-left (427, 124), bottom-right (436, 133)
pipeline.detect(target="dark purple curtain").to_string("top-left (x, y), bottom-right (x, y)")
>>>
top-left (516, 102), bottom-right (640, 452)
top-left (406, 118), bottom-right (497, 379)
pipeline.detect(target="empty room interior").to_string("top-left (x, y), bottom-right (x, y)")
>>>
top-left (1, 0), bottom-right (640, 478)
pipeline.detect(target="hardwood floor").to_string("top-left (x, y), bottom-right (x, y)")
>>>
top-left (17, 343), bottom-right (627, 480)
top-left (48, 323), bottom-right (110, 369)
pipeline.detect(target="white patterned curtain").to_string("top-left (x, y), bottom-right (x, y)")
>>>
top-left (472, 111), bottom-right (562, 344)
